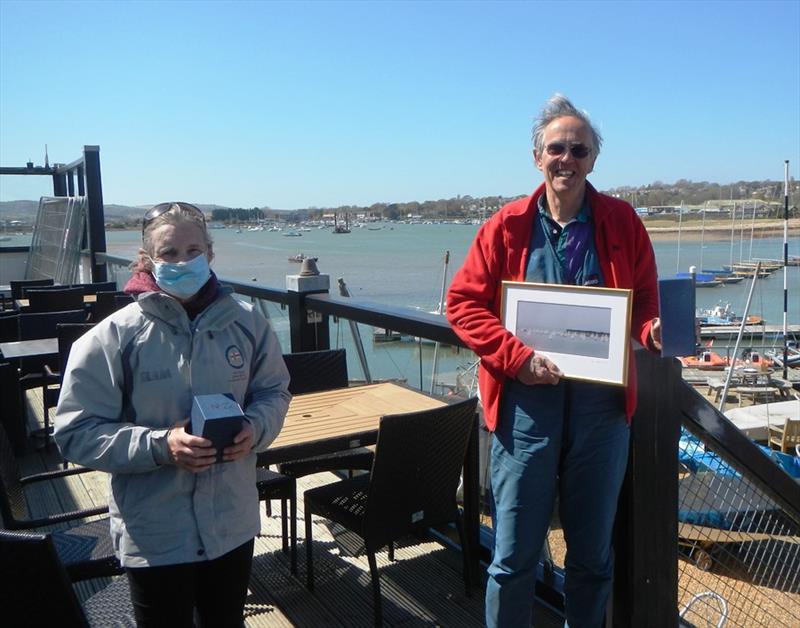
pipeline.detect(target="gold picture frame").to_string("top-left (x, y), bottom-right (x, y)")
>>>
top-left (501, 281), bottom-right (633, 386)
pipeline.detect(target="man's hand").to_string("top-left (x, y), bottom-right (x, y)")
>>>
top-left (650, 317), bottom-right (663, 351)
top-left (223, 421), bottom-right (254, 462)
top-left (167, 419), bottom-right (217, 473)
top-left (517, 353), bottom-right (563, 386)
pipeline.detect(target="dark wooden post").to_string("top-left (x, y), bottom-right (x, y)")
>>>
top-left (612, 348), bottom-right (680, 627)
top-left (286, 267), bottom-right (331, 353)
top-left (52, 168), bottom-right (67, 196)
top-left (76, 164), bottom-right (85, 195)
top-left (83, 145), bottom-right (108, 282)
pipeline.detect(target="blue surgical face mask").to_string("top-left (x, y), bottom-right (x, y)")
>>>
top-left (151, 254), bottom-right (211, 300)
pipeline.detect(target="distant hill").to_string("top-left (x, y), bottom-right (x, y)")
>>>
top-left (0, 200), bottom-right (234, 224)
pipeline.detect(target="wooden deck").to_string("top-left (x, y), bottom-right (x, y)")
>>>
top-left (12, 430), bottom-right (562, 626)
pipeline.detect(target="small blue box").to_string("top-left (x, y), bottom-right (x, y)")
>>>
top-left (190, 394), bottom-right (245, 462)
top-left (658, 277), bottom-right (696, 357)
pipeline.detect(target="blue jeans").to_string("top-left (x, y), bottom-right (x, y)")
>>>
top-left (485, 379), bottom-right (629, 628)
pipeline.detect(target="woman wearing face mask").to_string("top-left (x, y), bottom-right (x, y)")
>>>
top-left (54, 202), bottom-right (291, 627)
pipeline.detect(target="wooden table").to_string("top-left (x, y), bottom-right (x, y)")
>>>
top-left (0, 337), bottom-right (58, 360)
top-left (258, 382), bottom-right (480, 577)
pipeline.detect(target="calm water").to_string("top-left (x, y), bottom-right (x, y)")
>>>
top-left (6, 224), bottom-right (797, 389)
top-left (100, 225), bottom-right (798, 324)
top-left (103, 225), bottom-right (800, 390)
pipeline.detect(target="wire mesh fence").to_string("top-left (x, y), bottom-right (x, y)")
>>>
top-left (678, 429), bottom-right (800, 627)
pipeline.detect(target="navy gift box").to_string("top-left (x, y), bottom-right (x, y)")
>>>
top-left (658, 277), bottom-right (696, 358)
top-left (190, 394), bottom-right (245, 462)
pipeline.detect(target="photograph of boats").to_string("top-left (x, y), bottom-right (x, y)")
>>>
top-left (515, 301), bottom-right (611, 360)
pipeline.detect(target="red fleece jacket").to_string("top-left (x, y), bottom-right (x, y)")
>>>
top-left (446, 182), bottom-right (659, 431)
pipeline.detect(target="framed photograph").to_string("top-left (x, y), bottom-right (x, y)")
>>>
top-left (501, 281), bottom-right (633, 386)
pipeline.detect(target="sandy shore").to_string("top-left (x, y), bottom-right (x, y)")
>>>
top-left (642, 218), bottom-right (800, 242)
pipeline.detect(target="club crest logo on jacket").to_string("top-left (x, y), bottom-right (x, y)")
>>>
top-left (226, 345), bottom-right (245, 369)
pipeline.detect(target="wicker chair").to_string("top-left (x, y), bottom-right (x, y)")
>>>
top-left (0, 529), bottom-right (134, 627)
top-left (0, 423), bottom-right (121, 581)
top-left (24, 322), bottom-right (95, 447)
top-left (256, 467), bottom-right (297, 574)
top-left (91, 291), bottom-right (133, 322)
top-left (257, 349), bottom-right (367, 576)
top-left (304, 397), bottom-right (478, 626)
top-left (23, 287), bottom-right (85, 314)
top-left (277, 349), bottom-right (375, 479)
top-left (9, 278), bottom-right (54, 300)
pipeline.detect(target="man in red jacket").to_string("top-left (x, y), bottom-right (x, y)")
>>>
top-left (447, 94), bottom-right (661, 627)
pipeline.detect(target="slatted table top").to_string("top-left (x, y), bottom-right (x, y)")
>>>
top-left (261, 382), bottom-right (446, 465)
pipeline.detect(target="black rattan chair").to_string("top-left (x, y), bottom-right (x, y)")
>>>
top-left (36, 323), bottom-right (96, 446)
top-left (256, 467), bottom-right (297, 574)
top-left (17, 310), bottom-right (90, 444)
top-left (24, 287), bottom-right (86, 313)
top-left (72, 280), bottom-right (118, 295)
top-left (277, 349), bottom-right (375, 479)
top-left (0, 529), bottom-right (134, 627)
top-left (0, 422), bottom-right (121, 581)
top-left (10, 278), bottom-right (54, 300)
top-left (0, 362), bottom-right (26, 455)
top-left (304, 397), bottom-right (478, 626)
top-left (91, 291), bottom-right (133, 322)
top-left (0, 310), bottom-right (18, 344)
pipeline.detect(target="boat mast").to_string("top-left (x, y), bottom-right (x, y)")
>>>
top-left (718, 261), bottom-right (761, 412)
top-left (782, 160), bottom-right (790, 379)
top-left (728, 201), bottom-right (736, 268)
top-left (699, 206), bottom-right (706, 270)
top-left (676, 201), bottom-right (683, 273)
top-left (429, 250), bottom-right (450, 395)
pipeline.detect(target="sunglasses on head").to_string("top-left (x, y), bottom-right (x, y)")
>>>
top-left (142, 202), bottom-right (206, 235)
top-left (544, 142), bottom-right (592, 159)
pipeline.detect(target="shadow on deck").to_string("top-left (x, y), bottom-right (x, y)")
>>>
top-left (13, 444), bottom-right (563, 627)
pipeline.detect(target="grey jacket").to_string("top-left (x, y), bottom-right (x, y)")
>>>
top-left (53, 288), bottom-right (291, 567)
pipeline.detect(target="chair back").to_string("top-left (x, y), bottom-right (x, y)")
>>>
top-left (0, 312), bottom-right (19, 343)
top-left (0, 422), bottom-right (30, 527)
top-left (780, 419), bottom-right (800, 453)
top-left (18, 309), bottom-right (88, 341)
top-left (364, 397), bottom-right (478, 552)
top-left (0, 363), bottom-right (26, 455)
top-left (56, 323), bottom-right (95, 382)
top-left (92, 291), bottom-right (133, 322)
top-left (72, 280), bottom-right (117, 295)
top-left (0, 529), bottom-right (89, 626)
top-left (24, 287), bottom-right (85, 313)
top-left (10, 278), bottom-right (54, 300)
top-left (283, 349), bottom-right (348, 394)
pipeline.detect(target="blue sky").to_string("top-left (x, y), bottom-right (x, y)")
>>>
top-left (1, 0), bottom-right (798, 209)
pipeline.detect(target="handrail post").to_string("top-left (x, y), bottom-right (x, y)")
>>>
top-left (83, 146), bottom-right (108, 282)
top-left (286, 266), bottom-right (331, 353)
top-left (612, 348), bottom-right (680, 627)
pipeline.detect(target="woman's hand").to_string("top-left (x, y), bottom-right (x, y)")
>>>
top-left (517, 353), bottom-right (563, 386)
top-left (167, 419), bottom-right (217, 473)
top-left (222, 420), bottom-right (254, 462)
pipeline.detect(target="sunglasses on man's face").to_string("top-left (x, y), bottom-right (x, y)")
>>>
top-left (142, 202), bottom-right (206, 235)
top-left (543, 142), bottom-right (592, 159)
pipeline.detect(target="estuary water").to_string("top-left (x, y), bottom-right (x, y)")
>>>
top-left (100, 224), bottom-right (798, 391)
top-left (104, 224), bottom-right (798, 324)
